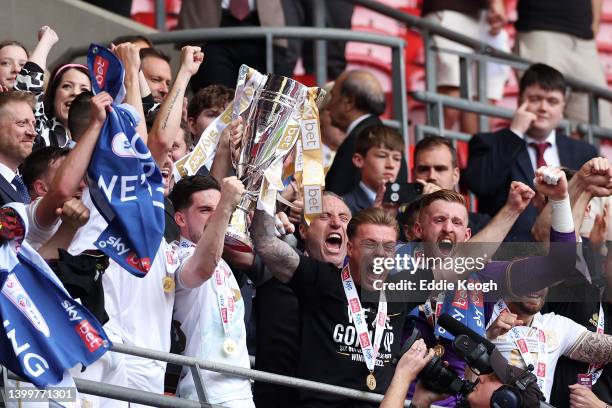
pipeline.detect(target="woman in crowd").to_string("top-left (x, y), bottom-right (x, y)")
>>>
top-left (14, 26), bottom-right (91, 148)
top-left (0, 40), bottom-right (28, 90)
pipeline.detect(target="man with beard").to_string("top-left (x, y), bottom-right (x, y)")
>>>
top-left (486, 287), bottom-right (612, 403)
top-left (403, 167), bottom-right (579, 406)
top-left (251, 206), bottom-right (432, 407)
top-left (253, 192), bottom-right (350, 406)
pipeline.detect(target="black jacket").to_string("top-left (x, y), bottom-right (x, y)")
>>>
top-left (465, 128), bottom-right (597, 241)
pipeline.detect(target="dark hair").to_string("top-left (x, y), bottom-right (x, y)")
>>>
top-left (170, 175), bottom-right (221, 211)
top-left (21, 146), bottom-right (69, 192)
top-left (414, 136), bottom-right (457, 168)
top-left (341, 70), bottom-right (386, 116)
top-left (111, 35), bottom-right (153, 48)
top-left (139, 47), bottom-right (171, 64)
top-left (187, 84), bottom-right (234, 119)
top-left (519, 63), bottom-right (566, 99)
top-left (0, 40), bottom-right (28, 57)
top-left (67, 90), bottom-right (93, 141)
top-left (43, 64), bottom-right (90, 121)
top-left (347, 207), bottom-right (398, 240)
top-left (355, 124), bottom-right (404, 157)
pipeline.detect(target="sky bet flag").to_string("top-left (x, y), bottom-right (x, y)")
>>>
top-left (0, 203), bottom-right (110, 388)
top-left (86, 44), bottom-right (165, 277)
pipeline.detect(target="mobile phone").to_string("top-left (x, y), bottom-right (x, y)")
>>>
top-left (383, 182), bottom-right (423, 204)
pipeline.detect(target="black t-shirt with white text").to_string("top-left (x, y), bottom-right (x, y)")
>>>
top-left (289, 255), bottom-right (432, 408)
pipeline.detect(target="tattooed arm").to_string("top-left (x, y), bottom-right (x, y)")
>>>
top-left (250, 210), bottom-right (300, 283)
top-left (567, 332), bottom-right (612, 365)
top-left (148, 46), bottom-right (203, 167)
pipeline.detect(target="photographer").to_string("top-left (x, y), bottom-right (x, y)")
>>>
top-left (381, 341), bottom-right (545, 408)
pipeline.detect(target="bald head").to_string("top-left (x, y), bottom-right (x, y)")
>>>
top-left (328, 70), bottom-right (386, 131)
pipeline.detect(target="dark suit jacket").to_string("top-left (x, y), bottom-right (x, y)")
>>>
top-left (326, 115), bottom-right (409, 196)
top-left (0, 175), bottom-right (23, 206)
top-left (342, 185), bottom-right (374, 216)
top-left (465, 128), bottom-right (598, 241)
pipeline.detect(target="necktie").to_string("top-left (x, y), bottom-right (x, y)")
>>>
top-left (11, 175), bottom-right (31, 204)
top-left (528, 142), bottom-right (551, 169)
top-left (229, 0), bottom-right (251, 20)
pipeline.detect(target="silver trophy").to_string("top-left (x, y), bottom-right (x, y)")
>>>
top-left (225, 73), bottom-right (312, 252)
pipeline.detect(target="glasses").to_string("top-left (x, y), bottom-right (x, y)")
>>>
top-left (360, 239), bottom-right (396, 253)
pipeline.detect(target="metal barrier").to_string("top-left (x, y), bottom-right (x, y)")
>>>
top-left (1, 341), bottom-right (429, 408)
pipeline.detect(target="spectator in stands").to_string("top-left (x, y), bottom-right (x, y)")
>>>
top-left (0, 91), bottom-right (36, 205)
top-left (171, 175), bottom-right (253, 407)
top-left (343, 124), bottom-right (404, 215)
top-left (14, 26), bottom-right (91, 149)
top-left (421, 0), bottom-right (508, 134)
top-left (111, 34), bottom-right (153, 51)
top-left (140, 47), bottom-right (172, 103)
top-left (0, 40), bottom-right (28, 90)
top-left (514, 0), bottom-right (612, 129)
top-left (325, 69), bottom-right (408, 196)
top-left (413, 136), bottom-right (490, 234)
top-left (251, 206), bottom-right (433, 407)
top-left (178, 0), bottom-right (291, 91)
top-left (465, 63), bottom-right (597, 242)
top-left (486, 287), bottom-right (612, 402)
top-left (187, 84), bottom-right (234, 145)
top-left (253, 192), bottom-right (350, 407)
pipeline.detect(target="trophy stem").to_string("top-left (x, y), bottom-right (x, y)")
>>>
top-left (225, 195), bottom-right (254, 253)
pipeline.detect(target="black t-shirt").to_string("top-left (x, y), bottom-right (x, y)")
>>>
top-left (290, 255), bottom-right (432, 408)
top-left (516, 0), bottom-right (594, 40)
top-left (543, 277), bottom-right (612, 408)
top-left (421, 0), bottom-right (486, 18)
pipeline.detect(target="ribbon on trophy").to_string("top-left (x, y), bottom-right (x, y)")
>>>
top-left (224, 65), bottom-right (326, 252)
top-left (174, 66), bottom-right (266, 178)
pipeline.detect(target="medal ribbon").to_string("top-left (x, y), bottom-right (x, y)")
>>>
top-left (492, 300), bottom-right (548, 392)
top-left (213, 263), bottom-right (235, 338)
top-left (340, 266), bottom-right (387, 374)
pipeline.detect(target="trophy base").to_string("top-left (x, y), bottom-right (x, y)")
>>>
top-left (224, 228), bottom-right (254, 253)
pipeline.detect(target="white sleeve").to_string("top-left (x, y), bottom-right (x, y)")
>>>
top-left (25, 198), bottom-right (61, 250)
top-left (557, 315), bottom-right (590, 356)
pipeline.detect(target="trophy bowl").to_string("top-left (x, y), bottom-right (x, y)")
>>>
top-left (225, 73), bottom-right (306, 252)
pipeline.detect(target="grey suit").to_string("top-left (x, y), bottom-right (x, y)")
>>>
top-left (343, 185), bottom-right (374, 216)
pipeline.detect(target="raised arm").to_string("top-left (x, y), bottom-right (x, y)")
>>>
top-left (179, 177), bottom-right (245, 288)
top-left (34, 92), bottom-right (112, 228)
top-left (470, 181), bottom-right (534, 243)
top-left (28, 26), bottom-right (58, 74)
top-left (209, 117), bottom-right (242, 183)
top-left (148, 46), bottom-right (203, 167)
top-left (113, 43), bottom-right (147, 145)
top-left (251, 209), bottom-right (300, 283)
top-left (37, 198), bottom-right (89, 259)
top-left (567, 332), bottom-right (612, 365)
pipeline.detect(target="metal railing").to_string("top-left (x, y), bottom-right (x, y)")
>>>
top-left (2, 342), bottom-right (428, 408)
top-left (55, 26), bottom-right (408, 144)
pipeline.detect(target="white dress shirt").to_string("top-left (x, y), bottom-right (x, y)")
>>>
top-left (511, 129), bottom-right (561, 170)
top-left (346, 114), bottom-right (371, 137)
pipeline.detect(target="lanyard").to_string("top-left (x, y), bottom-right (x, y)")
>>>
top-left (587, 302), bottom-right (605, 383)
top-left (213, 262), bottom-right (235, 338)
top-left (340, 266), bottom-right (387, 374)
top-left (492, 300), bottom-right (548, 392)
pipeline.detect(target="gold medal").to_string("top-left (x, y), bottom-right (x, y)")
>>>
top-left (433, 344), bottom-right (445, 357)
top-left (162, 276), bottom-right (175, 293)
top-left (366, 373), bottom-right (376, 391)
top-left (223, 338), bottom-right (237, 355)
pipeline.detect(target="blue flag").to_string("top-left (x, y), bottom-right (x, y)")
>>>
top-left (86, 44), bottom-right (165, 277)
top-left (0, 204), bottom-right (111, 388)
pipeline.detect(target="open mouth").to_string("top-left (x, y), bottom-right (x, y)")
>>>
top-left (437, 238), bottom-right (454, 256)
top-left (161, 167), bottom-right (171, 186)
top-left (324, 232), bottom-right (342, 252)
